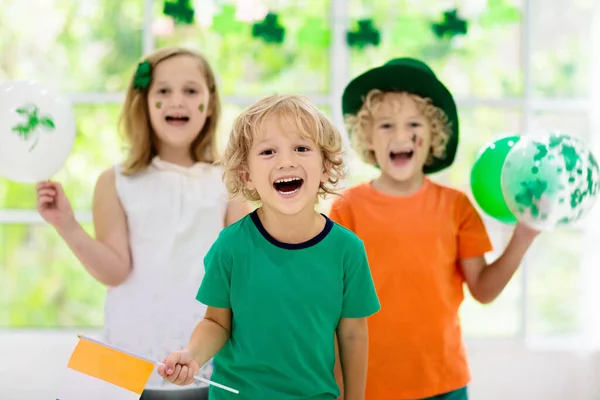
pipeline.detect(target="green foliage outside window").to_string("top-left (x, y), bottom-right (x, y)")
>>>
top-left (0, 0), bottom-right (593, 337)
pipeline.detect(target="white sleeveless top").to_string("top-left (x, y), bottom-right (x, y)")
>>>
top-left (103, 156), bottom-right (228, 390)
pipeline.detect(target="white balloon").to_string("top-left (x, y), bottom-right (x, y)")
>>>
top-left (0, 80), bottom-right (76, 183)
top-left (501, 132), bottom-right (600, 231)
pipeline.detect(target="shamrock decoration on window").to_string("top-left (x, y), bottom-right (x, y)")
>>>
top-left (347, 19), bottom-right (381, 49)
top-left (432, 9), bottom-right (468, 39)
top-left (11, 103), bottom-right (56, 152)
top-left (163, 0), bottom-right (195, 25)
top-left (252, 13), bottom-right (285, 44)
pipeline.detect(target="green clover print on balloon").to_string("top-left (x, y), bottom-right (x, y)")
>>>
top-left (11, 103), bottom-right (56, 152)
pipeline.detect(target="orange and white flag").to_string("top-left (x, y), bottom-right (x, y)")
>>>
top-left (56, 335), bottom-right (155, 400)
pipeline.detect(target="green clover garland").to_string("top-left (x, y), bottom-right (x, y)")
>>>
top-left (163, 0), bottom-right (195, 25)
top-left (432, 9), bottom-right (468, 39)
top-left (347, 19), bottom-right (381, 48)
top-left (133, 61), bottom-right (152, 91)
top-left (252, 13), bottom-right (285, 44)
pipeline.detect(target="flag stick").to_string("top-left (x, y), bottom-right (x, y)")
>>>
top-left (77, 334), bottom-right (239, 395)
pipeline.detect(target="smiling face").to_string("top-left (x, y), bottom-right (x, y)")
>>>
top-left (147, 54), bottom-right (212, 152)
top-left (368, 92), bottom-right (431, 182)
top-left (245, 113), bottom-right (329, 215)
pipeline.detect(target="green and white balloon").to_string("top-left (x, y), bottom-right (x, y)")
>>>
top-left (501, 132), bottom-right (600, 231)
top-left (0, 80), bottom-right (76, 183)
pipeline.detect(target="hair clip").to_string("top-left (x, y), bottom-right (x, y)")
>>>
top-left (133, 61), bottom-right (152, 91)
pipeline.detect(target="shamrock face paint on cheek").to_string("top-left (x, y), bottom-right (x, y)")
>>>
top-left (155, 101), bottom-right (162, 109)
top-left (411, 133), bottom-right (423, 147)
top-left (198, 104), bottom-right (205, 113)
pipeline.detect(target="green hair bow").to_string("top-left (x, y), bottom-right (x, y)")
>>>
top-left (133, 61), bottom-right (152, 91)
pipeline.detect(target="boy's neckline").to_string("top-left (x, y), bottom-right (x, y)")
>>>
top-left (367, 176), bottom-right (431, 199)
top-left (250, 209), bottom-right (333, 250)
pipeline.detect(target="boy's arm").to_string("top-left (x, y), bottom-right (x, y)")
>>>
top-left (336, 317), bottom-right (369, 400)
top-left (336, 236), bottom-right (379, 400)
top-left (192, 230), bottom-right (234, 360)
top-left (186, 306), bottom-right (232, 366)
top-left (334, 334), bottom-right (344, 399)
top-left (461, 222), bottom-right (539, 304)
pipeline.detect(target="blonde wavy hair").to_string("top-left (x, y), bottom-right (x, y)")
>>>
top-left (119, 47), bottom-right (221, 175)
top-left (345, 90), bottom-right (451, 167)
top-left (222, 94), bottom-right (345, 202)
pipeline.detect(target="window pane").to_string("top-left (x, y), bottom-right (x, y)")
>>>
top-left (531, 0), bottom-right (594, 98)
top-left (0, 223), bottom-right (104, 328)
top-left (348, 0), bottom-right (523, 98)
top-left (0, 0), bottom-right (143, 92)
top-left (530, 111), bottom-right (590, 143)
top-left (216, 104), bottom-right (246, 155)
top-left (527, 229), bottom-right (583, 336)
top-left (154, 0), bottom-right (331, 95)
top-left (0, 105), bottom-right (124, 210)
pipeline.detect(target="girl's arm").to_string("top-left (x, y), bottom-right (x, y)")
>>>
top-left (186, 306), bottom-right (232, 366)
top-left (336, 317), bottom-right (369, 400)
top-left (224, 196), bottom-right (253, 226)
top-left (58, 168), bottom-right (132, 286)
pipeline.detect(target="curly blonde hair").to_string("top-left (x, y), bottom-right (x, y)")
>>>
top-left (345, 90), bottom-right (451, 167)
top-left (118, 47), bottom-right (221, 175)
top-left (222, 94), bottom-right (345, 202)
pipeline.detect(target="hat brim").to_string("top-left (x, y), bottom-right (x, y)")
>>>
top-left (342, 65), bottom-right (459, 174)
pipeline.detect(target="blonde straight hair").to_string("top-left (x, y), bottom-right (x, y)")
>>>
top-left (119, 47), bottom-right (221, 175)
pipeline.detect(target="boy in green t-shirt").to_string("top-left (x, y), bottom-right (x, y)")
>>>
top-left (158, 94), bottom-right (381, 399)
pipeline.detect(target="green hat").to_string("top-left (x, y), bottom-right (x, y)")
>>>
top-left (341, 57), bottom-right (459, 174)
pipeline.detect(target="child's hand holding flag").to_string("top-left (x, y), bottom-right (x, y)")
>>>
top-left (157, 349), bottom-right (200, 386)
top-left (57, 334), bottom-right (238, 399)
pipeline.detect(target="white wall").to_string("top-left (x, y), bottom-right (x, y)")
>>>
top-left (2, 331), bottom-right (599, 400)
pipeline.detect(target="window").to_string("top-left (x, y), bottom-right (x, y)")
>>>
top-left (153, 0), bottom-right (332, 96)
top-left (0, 223), bottom-right (104, 327)
top-left (348, 0), bottom-right (523, 99)
top-left (531, 0), bottom-right (594, 98)
top-left (1, 0), bottom-right (597, 347)
top-left (0, 0), bottom-right (144, 93)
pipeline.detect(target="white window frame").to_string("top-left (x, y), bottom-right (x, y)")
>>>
top-left (1, 0), bottom-right (596, 347)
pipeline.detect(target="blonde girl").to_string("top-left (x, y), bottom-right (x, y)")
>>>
top-left (36, 47), bottom-right (249, 400)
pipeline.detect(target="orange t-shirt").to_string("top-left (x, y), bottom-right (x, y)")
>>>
top-left (329, 179), bottom-right (493, 399)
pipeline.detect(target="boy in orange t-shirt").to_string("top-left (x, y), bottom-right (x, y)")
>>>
top-left (330, 58), bottom-right (540, 400)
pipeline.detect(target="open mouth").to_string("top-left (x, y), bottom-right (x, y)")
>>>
top-left (165, 115), bottom-right (190, 126)
top-left (273, 177), bottom-right (304, 196)
top-left (390, 150), bottom-right (414, 163)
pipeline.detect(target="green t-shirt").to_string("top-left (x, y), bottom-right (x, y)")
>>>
top-left (196, 209), bottom-right (380, 400)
